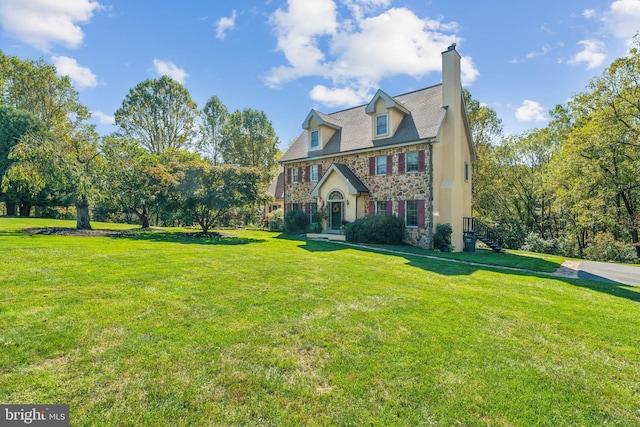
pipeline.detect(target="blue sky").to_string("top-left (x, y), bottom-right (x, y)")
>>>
top-left (0, 0), bottom-right (638, 149)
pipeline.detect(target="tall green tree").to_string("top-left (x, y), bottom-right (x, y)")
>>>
top-left (463, 89), bottom-right (504, 223)
top-left (100, 136), bottom-right (175, 228)
top-left (199, 95), bottom-right (228, 165)
top-left (0, 106), bottom-right (48, 215)
top-left (552, 36), bottom-right (640, 257)
top-left (5, 124), bottom-right (102, 229)
top-left (0, 51), bottom-right (89, 141)
top-left (114, 75), bottom-right (198, 155)
top-left (221, 109), bottom-right (280, 181)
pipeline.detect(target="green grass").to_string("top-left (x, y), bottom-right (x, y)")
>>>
top-left (1, 218), bottom-right (640, 426)
top-left (348, 241), bottom-right (567, 273)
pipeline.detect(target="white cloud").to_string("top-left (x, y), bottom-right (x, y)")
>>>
top-left (515, 100), bottom-right (548, 122)
top-left (309, 85), bottom-right (370, 106)
top-left (51, 55), bottom-right (97, 89)
top-left (602, 0), bottom-right (640, 40)
top-left (152, 59), bottom-right (189, 84)
top-left (583, 9), bottom-right (596, 19)
top-left (342, 0), bottom-right (391, 22)
top-left (216, 10), bottom-right (237, 40)
top-left (268, 1), bottom-right (477, 108)
top-left (0, 0), bottom-right (101, 51)
top-left (92, 110), bottom-right (115, 125)
top-left (568, 39), bottom-right (607, 69)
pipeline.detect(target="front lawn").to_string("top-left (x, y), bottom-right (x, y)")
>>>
top-left (345, 241), bottom-right (566, 272)
top-left (1, 218), bottom-right (639, 425)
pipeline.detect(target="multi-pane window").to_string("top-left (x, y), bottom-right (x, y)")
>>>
top-left (376, 201), bottom-right (387, 215)
top-left (376, 114), bottom-right (388, 136)
top-left (406, 151), bottom-right (419, 173)
top-left (292, 167), bottom-right (299, 183)
top-left (464, 162), bottom-right (469, 181)
top-left (310, 165), bottom-right (319, 182)
top-left (310, 130), bottom-right (320, 149)
top-left (376, 156), bottom-right (386, 175)
top-left (406, 200), bottom-right (418, 227)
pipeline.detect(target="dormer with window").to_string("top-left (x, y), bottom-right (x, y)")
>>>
top-left (302, 110), bottom-right (341, 152)
top-left (365, 90), bottom-right (410, 140)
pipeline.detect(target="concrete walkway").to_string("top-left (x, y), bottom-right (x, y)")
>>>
top-left (311, 239), bottom-right (639, 286)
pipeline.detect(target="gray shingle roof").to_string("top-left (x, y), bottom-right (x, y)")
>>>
top-left (311, 163), bottom-right (370, 197)
top-left (333, 164), bottom-right (369, 193)
top-left (281, 84), bottom-right (445, 163)
top-left (267, 172), bottom-right (284, 199)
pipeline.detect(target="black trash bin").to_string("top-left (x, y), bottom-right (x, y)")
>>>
top-left (463, 235), bottom-right (476, 252)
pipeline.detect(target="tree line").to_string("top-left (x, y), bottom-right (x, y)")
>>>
top-left (0, 50), bottom-right (280, 232)
top-left (1, 39), bottom-right (639, 261)
top-left (469, 36), bottom-right (640, 261)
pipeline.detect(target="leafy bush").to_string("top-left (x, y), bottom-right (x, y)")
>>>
top-left (267, 209), bottom-right (284, 231)
top-left (521, 232), bottom-right (559, 255)
top-left (433, 223), bottom-right (452, 251)
top-left (345, 214), bottom-right (405, 244)
top-left (557, 234), bottom-right (581, 258)
top-left (584, 232), bottom-right (636, 263)
top-left (284, 209), bottom-right (308, 234)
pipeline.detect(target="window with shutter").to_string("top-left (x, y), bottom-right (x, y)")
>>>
top-left (406, 200), bottom-right (418, 227)
top-left (418, 150), bottom-right (426, 172)
top-left (406, 151), bottom-right (419, 173)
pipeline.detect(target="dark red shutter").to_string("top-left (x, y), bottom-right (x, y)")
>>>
top-left (298, 168), bottom-right (303, 183)
top-left (287, 167), bottom-right (291, 184)
top-left (369, 157), bottom-right (375, 176)
top-left (398, 200), bottom-right (405, 222)
top-left (418, 199), bottom-right (425, 228)
top-left (398, 153), bottom-right (405, 174)
top-left (305, 165), bottom-right (310, 182)
top-left (369, 201), bottom-right (375, 216)
top-left (306, 202), bottom-right (310, 213)
top-left (386, 200), bottom-right (392, 215)
top-left (418, 150), bottom-right (426, 172)
top-left (286, 203), bottom-right (291, 212)
top-left (268, 206), bottom-right (272, 213)
top-left (318, 164), bottom-right (323, 179)
top-left (386, 155), bottom-right (393, 175)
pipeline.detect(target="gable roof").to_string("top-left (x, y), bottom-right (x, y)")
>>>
top-left (267, 172), bottom-right (284, 199)
top-left (302, 109), bottom-right (342, 130)
top-left (365, 89), bottom-right (410, 115)
top-left (311, 163), bottom-right (370, 197)
top-left (281, 85), bottom-right (446, 163)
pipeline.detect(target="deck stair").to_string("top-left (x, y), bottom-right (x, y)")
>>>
top-left (463, 217), bottom-right (505, 253)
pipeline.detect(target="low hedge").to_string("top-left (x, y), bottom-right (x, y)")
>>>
top-left (345, 214), bottom-right (405, 244)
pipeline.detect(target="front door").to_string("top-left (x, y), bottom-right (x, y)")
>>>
top-left (331, 202), bottom-right (342, 231)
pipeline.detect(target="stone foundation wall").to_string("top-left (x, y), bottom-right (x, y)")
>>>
top-left (284, 143), bottom-right (433, 248)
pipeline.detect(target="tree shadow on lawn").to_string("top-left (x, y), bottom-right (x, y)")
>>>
top-left (296, 237), bottom-right (640, 304)
top-left (19, 227), bottom-right (267, 246)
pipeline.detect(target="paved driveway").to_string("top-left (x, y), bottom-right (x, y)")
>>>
top-left (578, 261), bottom-right (640, 286)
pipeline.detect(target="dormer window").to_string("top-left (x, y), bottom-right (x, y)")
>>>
top-left (376, 114), bottom-right (388, 137)
top-left (310, 130), bottom-right (320, 150)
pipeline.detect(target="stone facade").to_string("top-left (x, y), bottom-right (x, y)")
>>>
top-left (284, 143), bottom-right (434, 248)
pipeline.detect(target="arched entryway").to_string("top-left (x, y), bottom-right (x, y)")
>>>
top-left (327, 190), bottom-right (344, 231)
